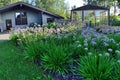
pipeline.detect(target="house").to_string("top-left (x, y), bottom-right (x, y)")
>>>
top-left (0, 2), bottom-right (64, 32)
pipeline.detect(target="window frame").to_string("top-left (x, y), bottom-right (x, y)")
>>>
top-left (47, 18), bottom-right (54, 23)
top-left (15, 12), bottom-right (28, 25)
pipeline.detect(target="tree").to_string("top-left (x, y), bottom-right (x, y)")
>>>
top-left (83, 0), bottom-right (114, 8)
top-left (29, 0), bottom-right (70, 19)
top-left (0, 0), bottom-right (19, 7)
top-left (117, 0), bottom-right (120, 8)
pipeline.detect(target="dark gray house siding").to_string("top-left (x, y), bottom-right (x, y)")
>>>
top-left (0, 2), bottom-right (63, 32)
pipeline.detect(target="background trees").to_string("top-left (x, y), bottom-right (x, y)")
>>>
top-left (0, 0), bottom-right (19, 7)
top-left (117, 0), bottom-right (120, 8)
top-left (31, 0), bottom-right (70, 19)
top-left (83, 0), bottom-right (120, 15)
top-left (0, 0), bottom-right (70, 19)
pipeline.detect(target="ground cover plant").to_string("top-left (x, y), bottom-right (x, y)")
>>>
top-left (10, 23), bottom-right (120, 80)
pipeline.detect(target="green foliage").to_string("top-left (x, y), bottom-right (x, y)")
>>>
top-left (111, 62), bottom-right (120, 80)
top-left (10, 33), bottom-right (18, 45)
top-left (117, 0), bottom-right (120, 8)
top-left (83, 0), bottom-right (115, 8)
top-left (78, 55), bottom-right (114, 80)
top-left (41, 46), bottom-right (72, 74)
top-left (0, 0), bottom-right (19, 7)
top-left (43, 22), bottom-right (57, 28)
top-left (10, 25), bottom-right (120, 79)
top-left (24, 41), bottom-right (48, 60)
top-left (30, 0), bottom-right (69, 19)
top-left (110, 15), bottom-right (120, 26)
top-left (10, 30), bottom-right (44, 47)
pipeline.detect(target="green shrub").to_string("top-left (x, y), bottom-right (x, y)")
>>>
top-left (111, 62), bottom-right (120, 80)
top-left (43, 22), bottom-right (57, 28)
top-left (41, 46), bottom-right (72, 74)
top-left (10, 33), bottom-right (18, 45)
top-left (110, 15), bottom-right (120, 26)
top-left (78, 55), bottom-right (114, 80)
top-left (24, 41), bottom-right (50, 61)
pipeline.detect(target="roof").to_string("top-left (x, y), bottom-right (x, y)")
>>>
top-left (0, 2), bottom-right (64, 19)
top-left (72, 4), bottom-right (109, 11)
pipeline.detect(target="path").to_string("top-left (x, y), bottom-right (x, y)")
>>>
top-left (0, 31), bottom-right (10, 41)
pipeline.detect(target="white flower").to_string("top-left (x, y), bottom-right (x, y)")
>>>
top-left (77, 44), bottom-right (82, 47)
top-left (98, 54), bottom-right (102, 56)
top-left (73, 36), bottom-right (76, 40)
top-left (108, 48), bottom-right (113, 52)
top-left (17, 39), bottom-right (21, 41)
top-left (116, 43), bottom-right (119, 46)
top-left (105, 53), bottom-right (110, 56)
top-left (84, 39), bottom-right (87, 43)
top-left (117, 60), bottom-right (120, 64)
top-left (84, 48), bottom-right (88, 51)
top-left (110, 38), bottom-right (115, 43)
top-left (88, 52), bottom-right (92, 55)
top-left (104, 42), bottom-right (109, 47)
top-left (76, 41), bottom-right (79, 43)
top-left (115, 50), bottom-right (120, 54)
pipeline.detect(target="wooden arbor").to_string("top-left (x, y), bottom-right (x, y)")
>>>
top-left (71, 4), bottom-right (110, 27)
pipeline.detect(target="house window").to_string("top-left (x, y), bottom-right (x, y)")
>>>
top-left (15, 12), bottom-right (27, 25)
top-left (47, 18), bottom-right (54, 23)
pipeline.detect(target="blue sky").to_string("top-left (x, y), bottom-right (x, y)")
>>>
top-left (65, 0), bottom-right (84, 9)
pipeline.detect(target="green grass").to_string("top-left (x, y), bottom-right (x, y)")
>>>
top-left (0, 41), bottom-right (51, 80)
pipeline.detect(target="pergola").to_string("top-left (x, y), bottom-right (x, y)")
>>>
top-left (71, 4), bottom-right (110, 27)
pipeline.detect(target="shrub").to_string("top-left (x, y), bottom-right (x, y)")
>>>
top-left (78, 55), bottom-right (114, 80)
top-left (24, 41), bottom-right (50, 61)
top-left (110, 15), bottom-right (120, 26)
top-left (10, 33), bottom-right (18, 45)
top-left (111, 61), bottom-right (120, 80)
top-left (43, 22), bottom-right (57, 28)
top-left (41, 46), bottom-right (72, 74)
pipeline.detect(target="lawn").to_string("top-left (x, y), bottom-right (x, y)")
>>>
top-left (0, 41), bottom-right (51, 80)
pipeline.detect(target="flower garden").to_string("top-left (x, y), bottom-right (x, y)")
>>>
top-left (10, 23), bottom-right (120, 80)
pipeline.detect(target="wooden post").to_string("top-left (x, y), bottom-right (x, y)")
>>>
top-left (70, 10), bottom-right (73, 20)
top-left (108, 9), bottom-right (110, 26)
top-left (40, 12), bottom-right (43, 26)
top-left (94, 11), bottom-right (96, 27)
top-left (82, 10), bottom-right (84, 27)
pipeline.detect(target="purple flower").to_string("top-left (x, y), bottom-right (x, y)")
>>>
top-left (84, 43), bottom-right (88, 46)
top-left (91, 40), bottom-right (96, 45)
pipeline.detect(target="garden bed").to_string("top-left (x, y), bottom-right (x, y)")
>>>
top-left (97, 26), bottom-right (120, 34)
top-left (10, 25), bottom-right (120, 80)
